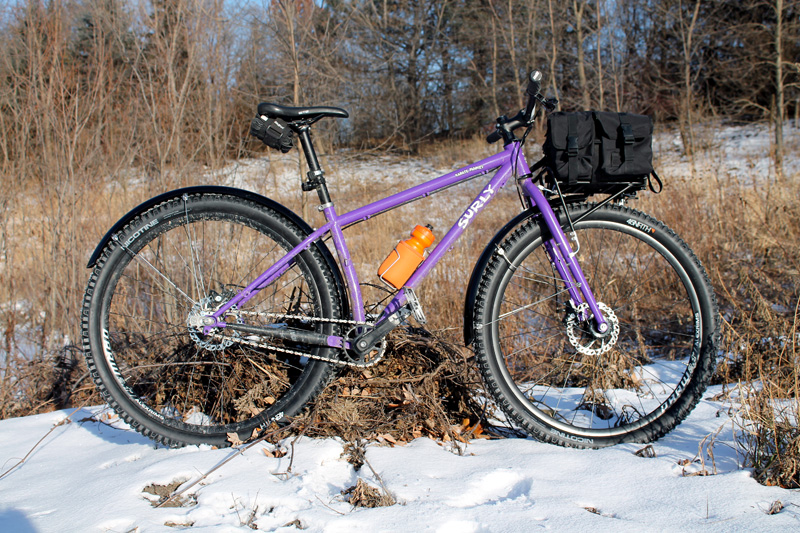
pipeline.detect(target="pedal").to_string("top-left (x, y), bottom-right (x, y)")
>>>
top-left (404, 288), bottom-right (427, 325)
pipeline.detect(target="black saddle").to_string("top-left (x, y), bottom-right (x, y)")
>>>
top-left (257, 103), bottom-right (349, 122)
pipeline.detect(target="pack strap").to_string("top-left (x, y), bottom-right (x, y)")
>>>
top-left (567, 113), bottom-right (578, 185)
top-left (619, 114), bottom-right (635, 163)
top-left (648, 170), bottom-right (663, 193)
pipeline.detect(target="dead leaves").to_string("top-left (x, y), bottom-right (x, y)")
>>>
top-left (261, 445), bottom-right (287, 459)
top-left (341, 478), bottom-right (396, 508)
top-left (766, 500), bottom-right (784, 515)
top-left (635, 445), bottom-right (656, 458)
top-left (677, 458), bottom-right (714, 477)
top-left (291, 329), bottom-right (486, 446)
top-left (142, 479), bottom-right (195, 508)
top-left (227, 432), bottom-right (245, 447)
top-left (366, 417), bottom-right (486, 448)
top-left (226, 429), bottom-right (259, 447)
top-left (227, 424), bottom-right (280, 447)
top-left (374, 433), bottom-right (398, 446)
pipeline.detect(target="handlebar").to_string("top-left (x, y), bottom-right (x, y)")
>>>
top-left (486, 130), bottom-right (502, 144)
top-left (486, 69), bottom-right (557, 145)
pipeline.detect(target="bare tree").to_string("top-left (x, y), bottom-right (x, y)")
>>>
top-left (595, 0), bottom-right (605, 109)
top-left (571, 0), bottom-right (592, 110)
top-left (774, 0), bottom-right (785, 179)
top-left (127, 0), bottom-right (204, 185)
top-left (677, 0), bottom-right (702, 162)
top-left (546, 0), bottom-right (561, 104)
top-left (488, 0), bottom-right (524, 109)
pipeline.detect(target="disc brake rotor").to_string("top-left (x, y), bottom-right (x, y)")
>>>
top-left (565, 302), bottom-right (620, 356)
top-left (187, 293), bottom-right (241, 351)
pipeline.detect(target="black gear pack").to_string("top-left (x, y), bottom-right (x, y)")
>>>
top-left (544, 111), bottom-right (659, 193)
top-left (250, 115), bottom-right (294, 153)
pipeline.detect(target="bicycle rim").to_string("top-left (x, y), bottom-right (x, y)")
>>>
top-left (90, 197), bottom-right (337, 445)
top-left (488, 212), bottom-right (706, 440)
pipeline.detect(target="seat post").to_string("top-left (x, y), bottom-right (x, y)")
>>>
top-left (296, 125), bottom-right (332, 206)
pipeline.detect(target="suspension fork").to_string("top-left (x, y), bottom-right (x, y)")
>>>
top-left (522, 180), bottom-right (608, 333)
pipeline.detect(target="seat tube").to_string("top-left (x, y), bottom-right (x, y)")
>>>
top-left (297, 126), bottom-right (333, 205)
top-left (523, 181), bottom-right (608, 332)
top-left (298, 126), bottom-right (365, 322)
top-left (320, 203), bottom-right (365, 323)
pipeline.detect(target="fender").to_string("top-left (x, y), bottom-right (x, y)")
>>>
top-left (463, 208), bottom-right (538, 346)
top-left (87, 185), bottom-right (350, 317)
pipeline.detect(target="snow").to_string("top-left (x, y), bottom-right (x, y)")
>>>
top-left (653, 121), bottom-right (800, 185)
top-left (1, 386), bottom-right (798, 532)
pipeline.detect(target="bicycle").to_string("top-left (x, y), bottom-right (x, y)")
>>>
top-left (81, 71), bottom-right (719, 449)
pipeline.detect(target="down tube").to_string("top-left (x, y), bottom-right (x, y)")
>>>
top-left (403, 158), bottom-right (518, 292)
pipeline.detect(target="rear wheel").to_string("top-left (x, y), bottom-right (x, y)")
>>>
top-left (473, 204), bottom-right (718, 448)
top-left (81, 193), bottom-right (341, 447)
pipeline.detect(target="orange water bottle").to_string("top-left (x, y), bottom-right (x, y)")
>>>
top-left (378, 225), bottom-right (436, 289)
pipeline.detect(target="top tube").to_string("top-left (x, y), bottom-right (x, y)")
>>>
top-left (334, 149), bottom-right (510, 229)
top-left (404, 142), bottom-right (531, 288)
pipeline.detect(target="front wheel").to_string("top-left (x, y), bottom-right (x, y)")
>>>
top-left (473, 204), bottom-right (719, 448)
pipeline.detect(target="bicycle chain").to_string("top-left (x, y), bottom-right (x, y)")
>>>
top-left (206, 311), bottom-right (385, 368)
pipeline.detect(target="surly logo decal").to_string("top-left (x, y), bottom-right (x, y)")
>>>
top-left (626, 218), bottom-right (656, 234)
top-left (458, 184), bottom-right (495, 229)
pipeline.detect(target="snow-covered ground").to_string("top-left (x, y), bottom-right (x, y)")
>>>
top-left (653, 121), bottom-right (800, 186)
top-left (0, 385), bottom-right (798, 532)
top-left (218, 120), bottom-right (800, 196)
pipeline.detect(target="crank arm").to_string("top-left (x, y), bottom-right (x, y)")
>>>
top-left (352, 305), bottom-right (411, 358)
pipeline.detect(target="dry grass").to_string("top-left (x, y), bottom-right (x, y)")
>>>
top-left (739, 380), bottom-right (800, 488)
top-left (342, 478), bottom-right (396, 508)
top-left (638, 127), bottom-right (800, 489)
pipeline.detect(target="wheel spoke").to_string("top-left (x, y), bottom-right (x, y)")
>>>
top-left (475, 207), bottom-right (716, 448)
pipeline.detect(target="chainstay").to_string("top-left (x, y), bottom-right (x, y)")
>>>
top-left (208, 311), bottom-right (380, 368)
top-left (237, 310), bottom-right (372, 327)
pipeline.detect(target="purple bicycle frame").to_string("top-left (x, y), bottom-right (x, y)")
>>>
top-left (208, 141), bottom-right (607, 345)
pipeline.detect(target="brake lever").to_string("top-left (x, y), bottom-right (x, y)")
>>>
top-left (538, 95), bottom-right (558, 112)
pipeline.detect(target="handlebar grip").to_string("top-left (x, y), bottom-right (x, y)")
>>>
top-left (524, 70), bottom-right (543, 121)
top-left (526, 70), bottom-right (542, 96)
top-left (486, 131), bottom-right (502, 144)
